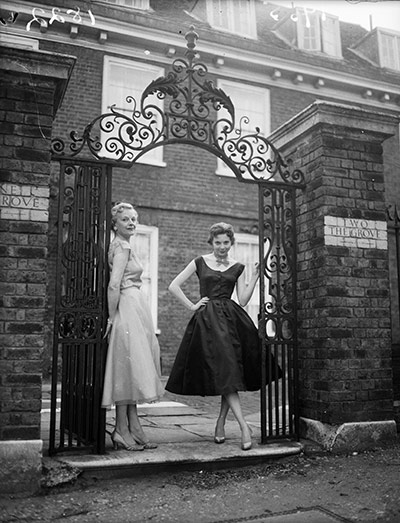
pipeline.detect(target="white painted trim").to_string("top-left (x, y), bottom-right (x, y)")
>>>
top-left (0, 33), bottom-right (39, 49)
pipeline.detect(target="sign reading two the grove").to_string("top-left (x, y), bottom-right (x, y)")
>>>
top-left (324, 216), bottom-right (387, 250)
top-left (0, 183), bottom-right (49, 221)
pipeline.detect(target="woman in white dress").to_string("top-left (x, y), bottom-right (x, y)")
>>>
top-left (101, 202), bottom-right (164, 450)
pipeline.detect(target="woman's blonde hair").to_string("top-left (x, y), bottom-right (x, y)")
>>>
top-left (111, 202), bottom-right (137, 230)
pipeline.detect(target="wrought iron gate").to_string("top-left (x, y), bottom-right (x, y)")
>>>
top-left (50, 26), bottom-right (304, 452)
top-left (259, 185), bottom-right (299, 442)
top-left (49, 160), bottom-right (112, 455)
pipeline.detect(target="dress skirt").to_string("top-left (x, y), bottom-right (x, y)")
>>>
top-left (166, 298), bottom-right (262, 396)
top-left (101, 286), bottom-right (164, 408)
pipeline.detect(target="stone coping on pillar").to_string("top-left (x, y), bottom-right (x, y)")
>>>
top-left (300, 417), bottom-right (397, 454)
top-left (0, 440), bottom-right (43, 495)
top-left (0, 45), bottom-right (76, 114)
top-left (268, 100), bottom-right (400, 151)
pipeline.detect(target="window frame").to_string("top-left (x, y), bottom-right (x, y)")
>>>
top-left (206, 0), bottom-right (257, 39)
top-left (102, 56), bottom-right (166, 166)
top-left (378, 30), bottom-right (400, 71)
top-left (296, 8), bottom-right (342, 58)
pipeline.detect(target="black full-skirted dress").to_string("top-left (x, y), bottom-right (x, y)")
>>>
top-left (166, 256), bottom-right (263, 396)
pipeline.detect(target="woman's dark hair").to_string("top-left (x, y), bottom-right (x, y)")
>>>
top-left (207, 222), bottom-right (235, 245)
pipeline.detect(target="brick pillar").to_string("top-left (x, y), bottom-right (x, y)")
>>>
top-left (269, 101), bottom-right (399, 452)
top-left (0, 45), bottom-right (75, 493)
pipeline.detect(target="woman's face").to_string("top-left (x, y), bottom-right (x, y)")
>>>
top-left (211, 233), bottom-right (232, 258)
top-left (115, 209), bottom-right (138, 240)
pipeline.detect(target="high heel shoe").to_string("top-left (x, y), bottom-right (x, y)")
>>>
top-left (214, 420), bottom-right (225, 444)
top-left (130, 431), bottom-right (158, 450)
top-left (241, 424), bottom-right (252, 451)
top-left (111, 430), bottom-right (144, 451)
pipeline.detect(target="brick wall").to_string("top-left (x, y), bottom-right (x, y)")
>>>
top-left (273, 102), bottom-right (396, 425)
top-left (0, 47), bottom-right (74, 441)
top-left (0, 84), bottom-right (53, 439)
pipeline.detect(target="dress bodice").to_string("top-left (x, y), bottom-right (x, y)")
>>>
top-left (108, 237), bottom-right (143, 289)
top-left (195, 256), bottom-right (244, 300)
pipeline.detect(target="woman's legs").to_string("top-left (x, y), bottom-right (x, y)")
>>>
top-left (214, 396), bottom-right (230, 442)
top-left (223, 392), bottom-right (252, 450)
top-left (113, 404), bottom-right (143, 450)
top-left (115, 404), bottom-right (130, 437)
top-left (127, 404), bottom-right (145, 440)
top-left (128, 404), bottom-right (157, 448)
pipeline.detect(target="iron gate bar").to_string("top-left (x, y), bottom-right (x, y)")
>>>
top-left (387, 205), bottom-right (400, 323)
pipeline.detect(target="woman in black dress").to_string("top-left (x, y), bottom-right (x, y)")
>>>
top-left (166, 222), bottom-right (261, 451)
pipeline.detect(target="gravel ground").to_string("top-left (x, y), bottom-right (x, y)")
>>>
top-left (1, 439), bottom-right (400, 523)
top-left (5, 387), bottom-right (398, 522)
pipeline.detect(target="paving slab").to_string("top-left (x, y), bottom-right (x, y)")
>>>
top-left (44, 394), bottom-right (303, 478)
top-left (55, 439), bottom-right (303, 478)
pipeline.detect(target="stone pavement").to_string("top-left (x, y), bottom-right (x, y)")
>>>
top-left (6, 381), bottom-right (396, 522)
top-left (41, 379), bottom-right (303, 479)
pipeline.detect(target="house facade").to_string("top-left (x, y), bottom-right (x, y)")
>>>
top-left (1, 0), bottom-right (400, 491)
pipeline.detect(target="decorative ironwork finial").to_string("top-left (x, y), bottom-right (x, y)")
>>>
top-left (185, 25), bottom-right (199, 61)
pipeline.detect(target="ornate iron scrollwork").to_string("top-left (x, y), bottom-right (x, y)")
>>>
top-left (52, 26), bottom-right (304, 186)
top-left (262, 187), bottom-right (296, 341)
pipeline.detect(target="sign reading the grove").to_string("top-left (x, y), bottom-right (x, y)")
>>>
top-left (0, 183), bottom-right (49, 221)
top-left (324, 216), bottom-right (387, 250)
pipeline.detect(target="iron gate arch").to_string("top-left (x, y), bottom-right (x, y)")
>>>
top-left (50, 26), bottom-right (304, 455)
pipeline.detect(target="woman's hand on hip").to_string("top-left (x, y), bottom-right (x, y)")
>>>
top-left (190, 297), bottom-right (210, 311)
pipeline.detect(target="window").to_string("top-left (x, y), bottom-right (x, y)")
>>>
top-left (102, 57), bottom-right (165, 166)
top-left (206, 0), bottom-right (256, 38)
top-left (231, 233), bottom-right (259, 325)
top-left (231, 234), bottom-right (274, 335)
top-left (216, 80), bottom-right (270, 178)
top-left (296, 8), bottom-right (341, 57)
top-left (102, 0), bottom-right (149, 9)
top-left (379, 31), bottom-right (400, 71)
top-left (131, 224), bottom-right (159, 331)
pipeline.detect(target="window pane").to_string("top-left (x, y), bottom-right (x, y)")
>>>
top-left (103, 0), bottom-right (149, 8)
top-left (381, 33), bottom-right (400, 70)
top-left (298, 10), bottom-right (320, 51)
top-left (231, 234), bottom-right (259, 326)
top-left (321, 15), bottom-right (341, 57)
top-left (208, 0), bottom-right (256, 37)
top-left (131, 225), bottom-right (159, 330)
top-left (234, 0), bottom-right (252, 35)
top-left (208, 0), bottom-right (229, 30)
